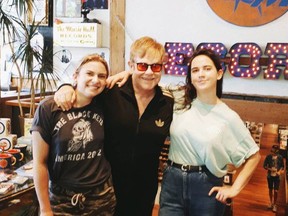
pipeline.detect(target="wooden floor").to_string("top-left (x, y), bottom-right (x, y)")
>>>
top-left (152, 124), bottom-right (287, 216)
top-left (233, 124), bottom-right (286, 216)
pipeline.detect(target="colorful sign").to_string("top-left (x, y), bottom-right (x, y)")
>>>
top-left (207, 0), bottom-right (288, 26)
top-left (164, 42), bottom-right (288, 80)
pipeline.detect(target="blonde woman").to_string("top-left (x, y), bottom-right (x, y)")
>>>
top-left (32, 54), bottom-right (116, 216)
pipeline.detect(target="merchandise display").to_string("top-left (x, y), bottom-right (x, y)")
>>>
top-left (0, 118), bottom-right (34, 204)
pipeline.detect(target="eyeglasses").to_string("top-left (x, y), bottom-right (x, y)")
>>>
top-left (136, 62), bottom-right (163, 73)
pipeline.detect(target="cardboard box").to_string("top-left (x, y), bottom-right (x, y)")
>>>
top-left (24, 118), bottom-right (33, 137)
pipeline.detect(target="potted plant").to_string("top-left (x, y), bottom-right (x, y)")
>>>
top-left (13, 18), bottom-right (58, 118)
top-left (1, 0), bottom-right (59, 135)
top-left (0, 0), bottom-right (32, 117)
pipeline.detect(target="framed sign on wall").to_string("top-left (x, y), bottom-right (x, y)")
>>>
top-left (53, 23), bottom-right (102, 47)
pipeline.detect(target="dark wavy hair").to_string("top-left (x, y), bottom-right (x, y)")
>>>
top-left (181, 48), bottom-right (224, 110)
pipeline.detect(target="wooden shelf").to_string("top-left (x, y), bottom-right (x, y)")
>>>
top-left (5, 96), bottom-right (47, 108)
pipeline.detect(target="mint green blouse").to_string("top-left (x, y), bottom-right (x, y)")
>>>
top-left (169, 98), bottom-right (260, 177)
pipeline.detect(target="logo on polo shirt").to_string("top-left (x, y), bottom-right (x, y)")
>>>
top-left (155, 119), bottom-right (164, 127)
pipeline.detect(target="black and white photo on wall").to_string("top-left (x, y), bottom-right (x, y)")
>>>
top-left (55, 0), bottom-right (82, 18)
top-left (83, 0), bottom-right (108, 10)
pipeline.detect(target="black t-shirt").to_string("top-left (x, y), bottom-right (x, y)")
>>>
top-left (31, 96), bottom-right (111, 191)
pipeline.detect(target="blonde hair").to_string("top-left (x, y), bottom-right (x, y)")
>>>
top-left (74, 53), bottom-right (109, 77)
top-left (130, 36), bottom-right (166, 63)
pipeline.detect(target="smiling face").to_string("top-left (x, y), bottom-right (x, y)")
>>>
top-left (128, 36), bottom-right (165, 94)
top-left (130, 55), bottom-right (162, 93)
top-left (190, 54), bottom-right (223, 97)
top-left (74, 61), bottom-right (108, 100)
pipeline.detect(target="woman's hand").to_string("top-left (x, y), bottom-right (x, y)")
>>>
top-left (209, 152), bottom-right (261, 205)
top-left (208, 185), bottom-right (235, 205)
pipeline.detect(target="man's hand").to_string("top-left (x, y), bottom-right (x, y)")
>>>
top-left (54, 85), bottom-right (76, 111)
top-left (106, 70), bottom-right (132, 89)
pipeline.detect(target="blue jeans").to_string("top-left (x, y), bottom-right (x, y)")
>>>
top-left (159, 165), bottom-right (226, 216)
top-left (267, 175), bottom-right (280, 190)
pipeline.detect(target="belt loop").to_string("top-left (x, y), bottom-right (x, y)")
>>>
top-left (199, 166), bottom-right (202, 173)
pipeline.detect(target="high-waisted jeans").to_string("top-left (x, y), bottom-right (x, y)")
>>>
top-left (159, 165), bottom-right (226, 216)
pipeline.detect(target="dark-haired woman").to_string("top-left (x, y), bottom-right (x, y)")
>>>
top-left (159, 49), bottom-right (261, 216)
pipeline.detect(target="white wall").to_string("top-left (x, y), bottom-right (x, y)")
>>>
top-left (125, 0), bottom-right (288, 97)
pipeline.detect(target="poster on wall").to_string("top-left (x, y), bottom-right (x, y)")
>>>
top-left (53, 46), bottom-right (110, 84)
top-left (54, 23), bottom-right (102, 47)
top-left (83, 0), bottom-right (108, 10)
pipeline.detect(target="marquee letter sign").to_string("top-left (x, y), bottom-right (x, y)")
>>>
top-left (164, 42), bottom-right (194, 76)
top-left (264, 43), bottom-right (288, 79)
top-left (197, 43), bottom-right (227, 72)
top-left (164, 42), bottom-right (288, 80)
top-left (228, 43), bottom-right (262, 78)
